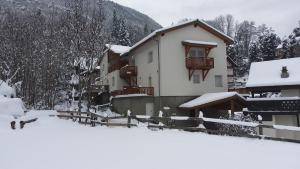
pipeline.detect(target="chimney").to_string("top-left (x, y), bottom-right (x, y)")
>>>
top-left (281, 66), bottom-right (289, 78)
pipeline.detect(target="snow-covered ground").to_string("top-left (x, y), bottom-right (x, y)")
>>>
top-left (1, 110), bottom-right (300, 169)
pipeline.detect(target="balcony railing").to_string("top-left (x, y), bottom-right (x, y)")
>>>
top-left (186, 57), bottom-right (214, 70)
top-left (108, 60), bottom-right (128, 73)
top-left (111, 86), bottom-right (154, 96)
top-left (89, 85), bottom-right (109, 93)
top-left (247, 98), bottom-right (300, 113)
top-left (120, 65), bottom-right (137, 78)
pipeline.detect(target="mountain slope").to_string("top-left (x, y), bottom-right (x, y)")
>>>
top-left (0, 0), bottom-right (162, 43)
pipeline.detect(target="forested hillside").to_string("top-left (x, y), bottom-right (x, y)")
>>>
top-left (0, 0), bottom-right (160, 109)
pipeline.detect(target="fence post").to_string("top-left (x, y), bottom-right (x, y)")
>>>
top-left (198, 111), bottom-right (205, 129)
top-left (158, 111), bottom-right (164, 130)
top-left (258, 115), bottom-right (263, 135)
top-left (104, 113), bottom-right (109, 127)
top-left (91, 113), bottom-right (95, 127)
top-left (127, 110), bottom-right (132, 128)
top-left (77, 111), bottom-right (81, 123)
top-left (10, 121), bottom-right (16, 130)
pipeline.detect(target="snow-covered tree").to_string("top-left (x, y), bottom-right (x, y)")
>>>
top-left (111, 10), bottom-right (131, 46)
top-left (117, 17), bottom-right (131, 46)
top-left (257, 29), bottom-right (281, 61)
top-left (249, 42), bottom-right (261, 63)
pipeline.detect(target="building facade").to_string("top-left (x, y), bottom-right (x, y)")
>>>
top-left (100, 19), bottom-right (234, 116)
top-left (246, 57), bottom-right (300, 140)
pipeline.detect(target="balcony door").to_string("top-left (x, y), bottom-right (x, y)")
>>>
top-left (189, 47), bottom-right (205, 58)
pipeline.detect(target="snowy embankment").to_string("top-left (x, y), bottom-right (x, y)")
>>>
top-left (1, 111), bottom-right (300, 169)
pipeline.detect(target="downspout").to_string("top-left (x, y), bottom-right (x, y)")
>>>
top-left (155, 38), bottom-right (161, 110)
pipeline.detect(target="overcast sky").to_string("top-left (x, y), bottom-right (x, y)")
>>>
top-left (111, 0), bottom-right (300, 38)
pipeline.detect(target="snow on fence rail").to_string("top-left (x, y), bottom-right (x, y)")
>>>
top-left (56, 111), bottom-right (300, 143)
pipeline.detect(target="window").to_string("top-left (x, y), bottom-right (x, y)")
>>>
top-left (112, 76), bottom-right (115, 87)
top-left (215, 75), bottom-right (223, 87)
top-left (189, 47), bottom-right (205, 58)
top-left (148, 76), bottom-right (152, 87)
top-left (193, 74), bottom-right (200, 84)
top-left (148, 51), bottom-right (153, 63)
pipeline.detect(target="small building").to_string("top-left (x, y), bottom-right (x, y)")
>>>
top-left (99, 19), bottom-right (234, 116)
top-left (246, 57), bottom-right (300, 139)
top-left (179, 92), bottom-right (246, 116)
top-left (226, 56), bottom-right (237, 89)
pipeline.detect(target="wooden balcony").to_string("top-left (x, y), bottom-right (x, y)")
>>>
top-left (120, 66), bottom-right (137, 78)
top-left (111, 86), bottom-right (154, 96)
top-left (108, 60), bottom-right (128, 73)
top-left (186, 57), bottom-right (214, 70)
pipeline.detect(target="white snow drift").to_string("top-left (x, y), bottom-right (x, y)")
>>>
top-left (1, 110), bottom-right (300, 169)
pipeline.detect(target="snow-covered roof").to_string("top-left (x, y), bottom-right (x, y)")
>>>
top-left (122, 19), bottom-right (233, 56)
top-left (276, 44), bottom-right (283, 49)
top-left (105, 44), bottom-right (130, 54)
top-left (246, 57), bottom-right (300, 88)
top-left (179, 92), bottom-right (245, 109)
top-left (182, 40), bottom-right (218, 46)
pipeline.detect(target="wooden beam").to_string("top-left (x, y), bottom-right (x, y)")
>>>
top-left (297, 114), bottom-right (300, 127)
top-left (202, 70), bottom-right (210, 81)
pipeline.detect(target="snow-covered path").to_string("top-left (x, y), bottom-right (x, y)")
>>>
top-left (1, 110), bottom-right (300, 169)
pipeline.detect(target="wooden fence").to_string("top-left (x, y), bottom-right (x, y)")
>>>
top-left (57, 111), bottom-right (300, 144)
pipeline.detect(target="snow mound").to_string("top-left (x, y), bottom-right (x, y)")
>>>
top-left (0, 96), bottom-right (25, 117)
top-left (0, 80), bottom-right (15, 98)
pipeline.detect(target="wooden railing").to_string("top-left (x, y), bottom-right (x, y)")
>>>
top-left (57, 111), bottom-right (300, 143)
top-left (120, 65), bottom-right (137, 78)
top-left (111, 86), bottom-right (154, 96)
top-left (108, 60), bottom-right (128, 73)
top-left (186, 57), bottom-right (214, 70)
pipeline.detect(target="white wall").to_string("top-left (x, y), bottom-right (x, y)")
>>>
top-left (227, 68), bottom-right (233, 76)
top-left (129, 40), bottom-right (160, 96)
top-left (273, 88), bottom-right (300, 140)
top-left (159, 24), bottom-right (228, 96)
top-left (274, 115), bottom-right (300, 140)
top-left (98, 53), bottom-right (109, 86)
top-left (281, 89), bottom-right (300, 97)
top-left (107, 70), bottom-right (128, 92)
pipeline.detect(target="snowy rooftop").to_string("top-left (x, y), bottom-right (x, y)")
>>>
top-left (182, 40), bottom-right (218, 46)
top-left (122, 19), bottom-right (233, 56)
top-left (276, 43), bottom-right (283, 49)
top-left (180, 92), bottom-right (245, 108)
top-left (246, 57), bottom-right (300, 88)
top-left (105, 44), bottom-right (130, 54)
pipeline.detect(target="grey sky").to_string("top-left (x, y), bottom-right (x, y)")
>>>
top-left (111, 0), bottom-right (300, 38)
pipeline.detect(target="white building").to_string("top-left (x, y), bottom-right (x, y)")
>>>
top-left (246, 57), bottom-right (300, 140)
top-left (100, 19), bottom-right (234, 116)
